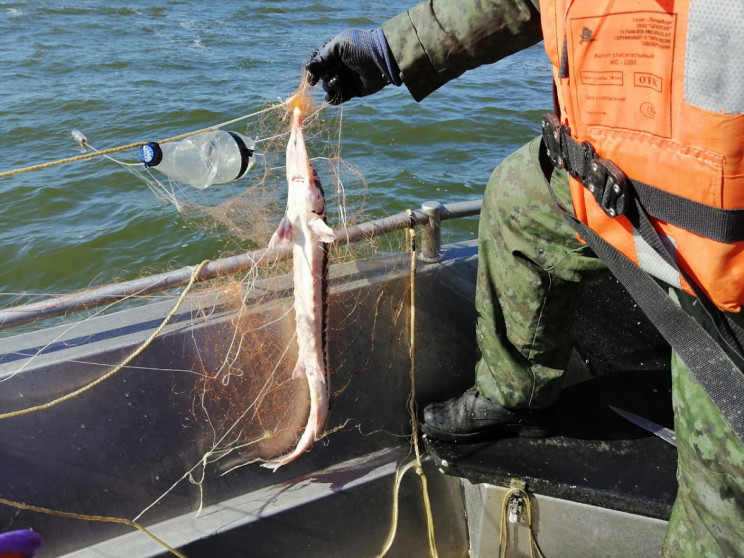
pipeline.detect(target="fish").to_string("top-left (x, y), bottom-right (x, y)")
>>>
top-left (263, 106), bottom-right (335, 470)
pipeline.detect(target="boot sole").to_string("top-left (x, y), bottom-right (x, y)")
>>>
top-left (421, 421), bottom-right (551, 444)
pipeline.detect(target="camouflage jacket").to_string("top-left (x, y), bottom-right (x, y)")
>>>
top-left (381, 0), bottom-right (542, 101)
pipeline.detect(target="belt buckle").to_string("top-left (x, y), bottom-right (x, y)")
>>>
top-left (541, 114), bottom-right (565, 170)
top-left (585, 157), bottom-right (628, 218)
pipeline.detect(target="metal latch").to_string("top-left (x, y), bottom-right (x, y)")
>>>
top-left (507, 479), bottom-right (527, 524)
top-left (585, 157), bottom-right (628, 218)
top-left (507, 494), bottom-right (524, 524)
top-left (541, 113), bottom-right (565, 170)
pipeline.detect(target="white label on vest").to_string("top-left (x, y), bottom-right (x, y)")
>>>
top-left (569, 11), bottom-right (676, 138)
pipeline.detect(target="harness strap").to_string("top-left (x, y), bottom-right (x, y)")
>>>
top-left (542, 114), bottom-right (744, 354)
top-left (541, 115), bottom-right (744, 243)
top-left (538, 136), bottom-right (744, 445)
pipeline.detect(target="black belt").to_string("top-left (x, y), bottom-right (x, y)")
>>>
top-left (540, 114), bottom-right (744, 243)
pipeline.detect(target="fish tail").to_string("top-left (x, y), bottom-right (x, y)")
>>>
top-left (261, 368), bottom-right (327, 471)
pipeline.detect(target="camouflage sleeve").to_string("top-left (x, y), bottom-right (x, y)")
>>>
top-left (381, 0), bottom-right (543, 101)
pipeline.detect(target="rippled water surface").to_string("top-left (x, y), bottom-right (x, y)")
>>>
top-left (0, 1), bottom-right (552, 298)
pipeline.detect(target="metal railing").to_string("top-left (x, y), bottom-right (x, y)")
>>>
top-left (0, 199), bottom-right (481, 329)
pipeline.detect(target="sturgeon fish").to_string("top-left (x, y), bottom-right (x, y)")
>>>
top-left (263, 107), bottom-right (335, 470)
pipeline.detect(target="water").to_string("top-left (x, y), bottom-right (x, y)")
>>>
top-left (0, 1), bottom-right (552, 299)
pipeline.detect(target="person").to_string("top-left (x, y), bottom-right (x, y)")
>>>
top-left (304, 1), bottom-right (744, 556)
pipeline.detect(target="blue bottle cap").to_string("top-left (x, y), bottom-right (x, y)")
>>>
top-left (138, 142), bottom-right (162, 167)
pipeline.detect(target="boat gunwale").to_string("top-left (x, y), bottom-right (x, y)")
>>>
top-left (0, 199), bottom-right (481, 329)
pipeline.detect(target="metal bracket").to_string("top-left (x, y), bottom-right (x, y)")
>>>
top-left (419, 201), bottom-right (444, 263)
top-left (541, 114), bottom-right (564, 170)
top-left (585, 158), bottom-right (628, 218)
top-left (507, 478), bottom-right (527, 524)
top-left (541, 113), bottom-right (629, 219)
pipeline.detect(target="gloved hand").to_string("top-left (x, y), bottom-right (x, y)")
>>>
top-left (306, 28), bottom-right (401, 104)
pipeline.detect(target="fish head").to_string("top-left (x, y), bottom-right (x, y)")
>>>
top-left (286, 107), bottom-right (312, 188)
top-left (285, 108), bottom-right (331, 229)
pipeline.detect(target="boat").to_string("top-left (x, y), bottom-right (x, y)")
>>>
top-left (0, 200), bottom-right (675, 557)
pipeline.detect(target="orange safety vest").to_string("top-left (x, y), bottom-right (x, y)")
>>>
top-left (539, 0), bottom-right (744, 312)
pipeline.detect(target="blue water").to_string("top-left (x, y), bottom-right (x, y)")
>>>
top-left (0, 1), bottom-right (552, 299)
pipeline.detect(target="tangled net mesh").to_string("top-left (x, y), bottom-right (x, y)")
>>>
top-left (0, 73), bottom-right (425, 556)
top-left (175, 77), bottom-right (394, 466)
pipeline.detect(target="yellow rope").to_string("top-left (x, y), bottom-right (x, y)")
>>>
top-left (0, 104), bottom-right (282, 179)
top-left (0, 496), bottom-right (187, 558)
top-left (378, 212), bottom-right (439, 558)
top-left (0, 142), bottom-right (150, 178)
top-left (498, 482), bottom-right (546, 558)
top-left (0, 260), bottom-right (209, 420)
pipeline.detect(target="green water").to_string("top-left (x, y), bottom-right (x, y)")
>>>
top-left (0, 1), bottom-right (552, 299)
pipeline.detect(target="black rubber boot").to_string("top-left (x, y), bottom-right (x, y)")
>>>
top-left (421, 387), bottom-right (553, 443)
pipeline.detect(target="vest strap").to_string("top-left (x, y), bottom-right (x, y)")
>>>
top-left (541, 114), bottom-right (744, 243)
top-left (538, 136), bottom-right (744, 445)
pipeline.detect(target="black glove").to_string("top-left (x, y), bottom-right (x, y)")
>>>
top-left (306, 28), bottom-right (401, 104)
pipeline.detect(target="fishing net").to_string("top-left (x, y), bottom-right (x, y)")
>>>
top-left (0, 75), bottom-right (458, 556)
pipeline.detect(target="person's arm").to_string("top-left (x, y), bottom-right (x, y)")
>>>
top-left (306, 0), bottom-right (542, 104)
top-left (383, 0), bottom-right (542, 101)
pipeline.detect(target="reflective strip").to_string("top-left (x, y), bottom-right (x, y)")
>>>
top-left (634, 230), bottom-right (682, 289)
top-left (685, 0), bottom-right (744, 114)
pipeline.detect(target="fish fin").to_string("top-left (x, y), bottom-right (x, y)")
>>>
top-left (269, 216), bottom-right (292, 248)
top-left (308, 218), bottom-right (335, 243)
top-left (292, 361), bottom-right (306, 380)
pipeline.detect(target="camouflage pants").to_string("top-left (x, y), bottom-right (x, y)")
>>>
top-left (662, 292), bottom-right (744, 557)
top-left (476, 136), bottom-right (744, 556)
top-left (474, 136), bottom-right (604, 410)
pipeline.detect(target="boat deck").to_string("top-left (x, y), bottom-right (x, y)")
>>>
top-left (426, 367), bottom-right (677, 519)
top-left (0, 238), bottom-right (677, 557)
top-left (426, 270), bottom-right (677, 557)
